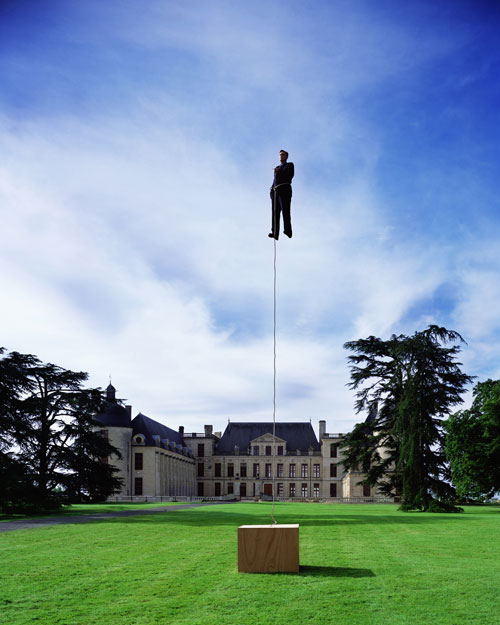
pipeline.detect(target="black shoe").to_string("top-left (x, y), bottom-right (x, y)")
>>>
top-left (284, 231), bottom-right (292, 238)
top-left (268, 233), bottom-right (278, 239)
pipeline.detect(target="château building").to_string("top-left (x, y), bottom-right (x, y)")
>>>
top-left (96, 384), bottom-right (391, 502)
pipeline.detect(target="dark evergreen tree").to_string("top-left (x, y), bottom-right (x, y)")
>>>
top-left (0, 349), bottom-right (38, 513)
top-left (60, 390), bottom-right (123, 502)
top-left (446, 379), bottom-right (500, 501)
top-left (342, 326), bottom-right (474, 512)
top-left (0, 349), bottom-right (122, 511)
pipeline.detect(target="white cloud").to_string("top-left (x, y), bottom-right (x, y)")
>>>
top-left (1, 0), bottom-right (497, 437)
top-left (0, 110), bottom-right (451, 433)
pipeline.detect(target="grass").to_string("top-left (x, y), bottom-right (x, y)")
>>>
top-left (0, 501), bottom-right (180, 522)
top-left (1, 503), bottom-right (499, 625)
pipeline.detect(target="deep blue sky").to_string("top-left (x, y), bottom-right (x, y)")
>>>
top-left (1, 0), bottom-right (499, 433)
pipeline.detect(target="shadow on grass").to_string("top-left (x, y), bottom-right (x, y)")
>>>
top-left (299, 565), bottom-right (375, 578)
top-left (3, 503), bottom-right (497, 532)
top-left (106, 509), bottom-right (481, 529)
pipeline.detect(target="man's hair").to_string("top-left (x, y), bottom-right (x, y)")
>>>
top-left (280, 149), bottom-right (289, 159)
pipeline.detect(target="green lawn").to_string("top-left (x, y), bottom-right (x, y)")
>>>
top-left (1, 503), bottom-right (499, 625)
top-left (0, 501), bottom-right (180, 522)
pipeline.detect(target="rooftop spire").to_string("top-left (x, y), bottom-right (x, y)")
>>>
top-left (106, 383), bottom-right (116, 401)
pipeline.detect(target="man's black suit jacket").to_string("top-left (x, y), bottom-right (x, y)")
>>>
top-left (273, 162), bottom-right (294, 187)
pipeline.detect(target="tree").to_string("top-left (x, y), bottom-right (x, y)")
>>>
top-left (446, 379), bottom-right (500, 501)
top-left (59, 390), bottom-right (123, 502)
top-left (0, 349), bottom-right (39, 513)
top-left (342, 326), bottom-right (474, 512)
top-left (0, 349), bottom-right (122, 512)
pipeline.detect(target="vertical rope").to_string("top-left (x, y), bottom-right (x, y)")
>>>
top-left (271, 197), bottom-right (277, 525)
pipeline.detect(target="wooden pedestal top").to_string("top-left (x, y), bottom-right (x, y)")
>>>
top-left (238, 524), bottom-right (299, 529)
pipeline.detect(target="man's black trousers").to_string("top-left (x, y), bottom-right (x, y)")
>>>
top-left (270, 186), bottom-right (292, 239)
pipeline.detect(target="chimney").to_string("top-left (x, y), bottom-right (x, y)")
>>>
top-left (178, 426), bottom-right (184, 436)
top-left (204, 424), bottom-right (213, 437)
top-left (319, 420), bottom-right (326, 438)
top-left (126, 405), bottom-right (132, 419)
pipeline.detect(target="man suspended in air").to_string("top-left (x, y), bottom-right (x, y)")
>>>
top-left (269, 149), bottom-right (294, 240)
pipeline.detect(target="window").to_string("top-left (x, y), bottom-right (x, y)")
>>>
top-left (265, 463), bottom-right (272, 478)
top-left (330, 463), bottom-right (337, 478)
top-left (134, 453), bottom-right (143, 471)
top-left (313, 464), bottom-right (320, 478)
top-left (289, 483), bottom-right (296, 497)
top-left (363, 484), bottom-right (371, 497)
top-left (253, 483), bottom-right (256, 497)
top-left (330, 443), bottom-right (338, 458)
top-left (215, 482), bottom-right (221, 496)
top-left (197, 463), bottom-right (204, 477)
top-left (228, 482), bottom-right (234, 494)
top-left (301, 464), bottom-right (308, 478)
top-left (134, 477), bottom-right (143, 496)
top-left (240, 463), bottom-right (247, 477)
top-left (313, 483), bottom-right (320, 497)
top-left (277, 483), bottom-right (284, 497)
top-left (253, 463), bottom-right (260, 478)
top-left (330, 483), bottom-right (337, 497)
top-left (197, 482), bottom-right (204, 496)
top-left (240, 483), bottom-right (247, 497)
top-left (289, 464), bottom-right (296, 478)
top-left (227, 463), bottom-right (234, 477)
top-left (265, 446), bottom-right (272, 456)
top-left (197, 443), bottom-right (204, 457)
top-left (277, 463), bottom-right (284, 477)
top-left (301, 483), bottom-right (308, 498)
top-left (214, 463), bottom-right (221, 477)
top-left (100, 430), bottom-right (109, 462)
top-left (277, 446), bottom-right (283, 456)
top-left (253, 446), bottom-right (259, 456)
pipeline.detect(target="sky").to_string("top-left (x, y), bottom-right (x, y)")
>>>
top-left (1, 0), bottom-right (500, 436)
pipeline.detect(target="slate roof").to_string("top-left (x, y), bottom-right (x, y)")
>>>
top-left (215, 422), bottom-right (320, 455)
top-left (95, 401), bottom-right (131, 428)
top-left (132, 413), bottom-right (185, 448)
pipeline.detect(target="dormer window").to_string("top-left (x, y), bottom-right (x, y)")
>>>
top-left (134, 434), bottom-right (145, 445)
top-left (252, 446), bottom-right (259, 456)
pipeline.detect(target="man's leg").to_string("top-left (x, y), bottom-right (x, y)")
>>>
top-left (269, 193), bottom-right (280, 239)
top-left (282, 194), bottom-right (292, 238)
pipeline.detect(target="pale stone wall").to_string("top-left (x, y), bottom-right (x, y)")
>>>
top-left (342, 471), bottom-right (377, 498)
top-left (203, 450), bottom-right (325, 499)
top-left (320, 433), bottom-right (345, 499)
top-left (102, 420), bottom-right (394, 502)
top-left (131, 445), bottom-right (196, 497)
top-left (95, 425), bottom-right (132, 497)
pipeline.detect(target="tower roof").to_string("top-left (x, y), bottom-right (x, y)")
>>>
top-left (95, 401), bottom-right (131, 428)
top-left (95, 383), bottom-right (131, 428)
top-left (106, 383), bottom-right (116, 400)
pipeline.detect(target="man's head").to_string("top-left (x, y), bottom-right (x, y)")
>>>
top-left (279, 150), bottom-right (288, 163)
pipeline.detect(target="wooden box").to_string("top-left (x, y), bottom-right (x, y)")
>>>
top-left (237, 524), bottom-right (299, 573)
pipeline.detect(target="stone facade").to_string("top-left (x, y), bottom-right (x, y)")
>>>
top-left (97, 387), bottom-right (389, 501)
